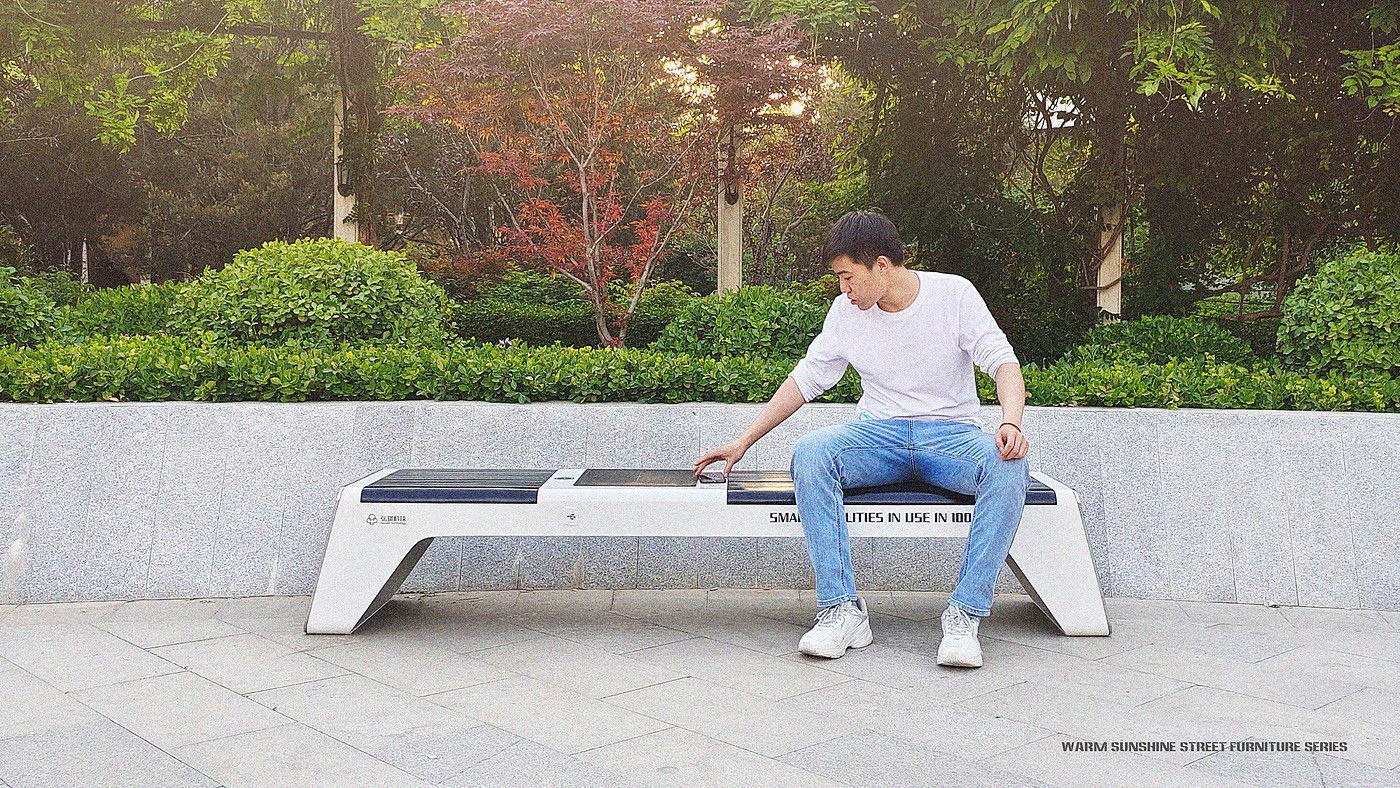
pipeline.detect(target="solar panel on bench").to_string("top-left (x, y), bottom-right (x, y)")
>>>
top-left (361, 469), bottom-right (557, 504)
top-left (724, 470), bottom-right (1057, 506)
top-left (575, 469), bottom-right (701, 487)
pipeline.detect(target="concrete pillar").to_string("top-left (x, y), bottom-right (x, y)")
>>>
top-left (333, 91), bottom-right (359, 244)
top-left (1097, 202), bottom-right (1123, 321)
top-left (717, 125), bottom-right (742, 294)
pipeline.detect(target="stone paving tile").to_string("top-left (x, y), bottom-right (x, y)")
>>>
top-left (311, 639), bottom-right (508, 697)
top-left (782, 678), bottom-right (1050, 761)
top-left (1253, 646), bottom-right (1400, 691)
top-left (0, 624), bottom-right (180, 692)
top-left (620, 608), bottom-right (818, 656)
top-left (0, 657), bottom-right (111, 740)
top-left (782, 729), bottom-right (1046, 788)
top-left (506, 609), bottom-right (692, 654)
top-left (356, 598), bottom-right (546, 653)
top-left (174, 722), bottom-right (432, 787)
top-left (606, 676), bottom-right (853, 758)
top-left (1103, 642), bottom-right (1364, 709)
top-left (1137, 685), bottom-right (1400, 770)
top-left (350, 721), bottom-right (522, 785)
top-left (151, 632), bottom-right (347, 694)
top-left (441, 738), bottom-right (631, 788)
top-left (979, 597), bottom-right (1149, 660)
top-left (430, 674), bottom-right (670, 754)
top-left (628, 636), bottom-right (850, 700)
top-left (1277, 605), bottom-right (1392, 632)
top-left (0, 600), bottom-right (123, 627)
top-left (1, 719), bottom-right (219, 788)
top-left (0, 605), bottom-right (13, 625)
top-left (985, 734), bottom-right (1253, 788)
top-left (249, 673), bottom-right (481, 752)
top-left (97, 617), bottom-right (245, 649)
top-left (104, 598), bottom-right (225, 622)
top-left (1188, 743), bottom-right (1400, 788)
top-left (788, 642), bottom-right (1025, 704)
top-left (874, 616), bottom-right (1190, 706)
top-left (577, 726), bottom-right (846, 788)
top-left (470, 635), bottom-right (684, 699)
top-left (212, 595), bottom-right (314, 621)
top-left (610, 589), bottom-right (710, 617)
top-left (1317, 686), bottom-right (1400, 728)
top-left (218, 614), bottom-right (354, 653)
top-left (72, 671), bottom-right (289, 749)
top-left (958, 681), bottom-right (1212, 767)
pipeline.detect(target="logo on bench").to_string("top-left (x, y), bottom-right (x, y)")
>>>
top-left (366, 513), bottom-right (407, 526)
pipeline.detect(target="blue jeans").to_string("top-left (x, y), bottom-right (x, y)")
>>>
top-left (789, 418), bottom-right (1031, 617)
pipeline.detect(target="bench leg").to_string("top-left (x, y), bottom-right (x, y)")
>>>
top-left (306, 510), bottom-right (434, 634)
top-left (1004, 505), bottom-right (1111, 636)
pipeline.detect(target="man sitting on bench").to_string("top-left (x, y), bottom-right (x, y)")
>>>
top-left (695, 210), bottom-right (1031, 668)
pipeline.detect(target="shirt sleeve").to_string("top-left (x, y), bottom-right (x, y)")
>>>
top-left (957, 280), bottom-right (1019, 377)
top-left (788, 300), bottom-right (849, 402)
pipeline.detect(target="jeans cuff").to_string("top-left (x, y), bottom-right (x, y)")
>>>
top-left (948, 597), bottom-right (990, 618)
top-left (816, 592), bottom-right (859, 609)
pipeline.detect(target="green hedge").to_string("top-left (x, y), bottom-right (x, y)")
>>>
top-left (1059, 315), bottom-right (1257, 366)
top-left (0, 267), bottom-right (59, 346)
top-left (452, 273), bottom-right (696, 348)
top-left (1278, 244), bottom-right (1400, 376)
top-left (53, 281), bottom-right (184, 340)
top-left (168, 238), bottom-right (453, 348)
top-left (652, 285), bottom-right (828, 359)
top-left (1, 336), bottom-right (1394, 412)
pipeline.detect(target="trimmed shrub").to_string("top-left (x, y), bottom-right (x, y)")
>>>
top-left (0, 266), bottom-right (59, 347)
top-left (53, 281), bottom-right (183, 340)
top-left (168, 238), bottom-right (453, 348)
top-left (23, 269), bottom-right (91, 308)
top-left (1277, 245), bottom-right (1400, 376)
top-left (1059, 315), bottom-right (1257, 366)
top-left (652, 285), bottom-right (828, 359)
top-left (452, 299), bottom-right (599, 347)
top-left (451, 270), bottom-right (697, 348)
top-left (1, 336), bottom-right (1393, 412)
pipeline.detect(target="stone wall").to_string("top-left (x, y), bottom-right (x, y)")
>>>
top-left (1, 402), bottom-right (1395, 610)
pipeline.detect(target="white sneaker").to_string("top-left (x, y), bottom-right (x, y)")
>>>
top-left (937, 604), bottom-right (983, 667)
top-left (798, 598), bottom-right (873, 658)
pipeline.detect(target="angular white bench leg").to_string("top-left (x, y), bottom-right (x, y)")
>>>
top-left (306, 506), bottom-right (434, 634)
top-left (1004, 499), bottom-right (1111, 636)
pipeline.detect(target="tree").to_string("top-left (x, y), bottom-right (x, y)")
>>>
top-left (395, 0), bottom-right (810, 346)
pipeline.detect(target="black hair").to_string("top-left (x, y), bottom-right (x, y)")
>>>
top-left (822, 210), bottom-right (905, 268)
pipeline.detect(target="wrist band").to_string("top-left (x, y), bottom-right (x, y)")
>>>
top-left (1000, 422), bottom-right (1022, 433)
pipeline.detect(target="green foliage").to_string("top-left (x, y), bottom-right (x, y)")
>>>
top-left (452, 300), bottom-right (598, 348)
top-left (1027, 358), bottom-right (1399, 413)
top-left (52, 281), bottom-right (183, 340)
top-left (21, 268), bottom-right (90, 307)
top-left (168, 239), bottom-right (453, 349)
top-left (0, 266), bottom-right (59, 346)
top-left (651, 285), bottom-right (828, 359)
top-left (1, 335), bottom-right (1393, 413)
top-left (1277, 245), bottom-right (1400, 376)
top-left (1060, 315), bottom-right (1257, 366)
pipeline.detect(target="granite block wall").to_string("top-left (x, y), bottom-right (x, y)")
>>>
top-left (1, 402), bottom-right (1394, 610)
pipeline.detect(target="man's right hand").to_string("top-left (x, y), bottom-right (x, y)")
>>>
top-left (694, 441), bottom-right (748, 477)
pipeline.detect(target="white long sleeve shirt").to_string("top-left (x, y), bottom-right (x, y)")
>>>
top-left (788, 271), bottom-right (1019, 423)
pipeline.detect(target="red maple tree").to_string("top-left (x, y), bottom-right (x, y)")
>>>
top-left (395, 0), bottom-right (809, 345)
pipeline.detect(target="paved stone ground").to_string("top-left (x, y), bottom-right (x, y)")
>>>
top-left (0, 590), bottom-right (1396, 787)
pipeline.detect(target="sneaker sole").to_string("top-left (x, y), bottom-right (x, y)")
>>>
top-left (936, 648), bottom-right (983, 668)
top-left (799, 624), bottom-right (874, 659)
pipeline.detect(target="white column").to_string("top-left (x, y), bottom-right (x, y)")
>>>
top-left (1097, 203), bottom-right (1123, 321)
top-left (717, 126), bottom-right (742, 294)
top-left (333, 90), bottom-right (360, 244)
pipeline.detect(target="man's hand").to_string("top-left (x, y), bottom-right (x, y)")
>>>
top-left (695, 441), bottom-right (748, 477)
top-left (995, 424), bottom-right (1028, 460)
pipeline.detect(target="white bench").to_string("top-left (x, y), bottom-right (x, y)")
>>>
top-left (305, 468), bottom-right (1111, 636)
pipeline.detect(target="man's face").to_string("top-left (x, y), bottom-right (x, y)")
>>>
top-left (830, 255), bottom-right (891, 311)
